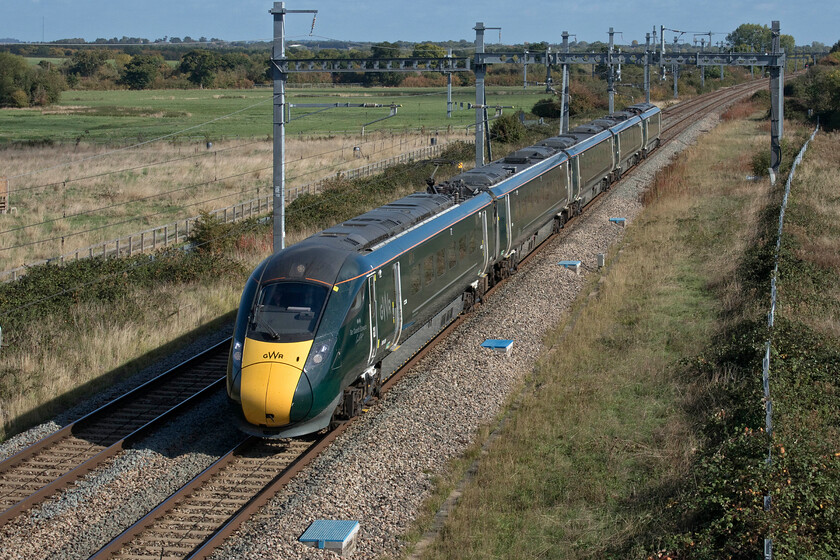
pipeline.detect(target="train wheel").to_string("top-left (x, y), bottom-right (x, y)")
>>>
top-left (463, 290), bottom-right (476, 313)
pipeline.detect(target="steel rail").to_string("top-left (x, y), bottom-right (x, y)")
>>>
top-left (0, 340), bottom-right (230, 528)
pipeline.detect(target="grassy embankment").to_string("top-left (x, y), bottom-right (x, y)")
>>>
top-left (406, 102), bottom-right (836, 558)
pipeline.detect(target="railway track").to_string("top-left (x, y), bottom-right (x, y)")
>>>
top-left (0, 341), bottom-right (229, 529)
top-left (660, 78), bottom-right (768, 142)
top-left (90, 435), bottom-right (327, 560)
top-left (1, 79), bottom-right (768, 559)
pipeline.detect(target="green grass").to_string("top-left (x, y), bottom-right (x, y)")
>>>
top-left (0, 86), bottom-right (552, 144)
top-left (410, 112), bottom-right (808, 559)
top-left (23, 57), bottom-right (66, 67)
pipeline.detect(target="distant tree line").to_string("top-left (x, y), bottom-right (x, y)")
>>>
top-left (1, 25), bottom-right (836, 110)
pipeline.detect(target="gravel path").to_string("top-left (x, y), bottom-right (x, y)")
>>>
top-left (0, 110), bottom-right (721, 560)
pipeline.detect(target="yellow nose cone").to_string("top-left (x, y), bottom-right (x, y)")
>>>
top-left (240, 338), bottom-right (312, 427)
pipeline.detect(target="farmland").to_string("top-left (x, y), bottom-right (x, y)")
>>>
top-left (0, 85), bottom-right (554, 143)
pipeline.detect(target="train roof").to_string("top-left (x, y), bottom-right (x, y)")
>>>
top-left (312, 192), bottom-right (453, 252)
top-left (279, 102), bottom-right (661, 269)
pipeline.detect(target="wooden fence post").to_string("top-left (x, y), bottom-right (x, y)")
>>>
top-left (0, 176), bottom-right (7, 214)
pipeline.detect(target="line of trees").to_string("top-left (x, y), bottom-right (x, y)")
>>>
top-left (1, 25), bottom-right (836, 111)
top-left (786, 40), bottom-right (840, 130)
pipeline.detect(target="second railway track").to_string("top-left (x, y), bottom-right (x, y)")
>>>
top-left (0, 341), bottom-right (229, 529)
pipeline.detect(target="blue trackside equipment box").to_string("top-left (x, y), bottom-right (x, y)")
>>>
top-left (481, 339), bottom-right (514, 355)
top-left (557, 260), bottom-right (582, 274)
top-left (300, 520), bottom-right (359, 557)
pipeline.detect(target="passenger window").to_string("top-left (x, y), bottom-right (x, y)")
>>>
top-left (424, 255), bottom-right (434, 286)
top-left (411, 264), bottom-right (421, 293)
top-left (436, 249), bottom-right (445, 277)
top-left (459, 236), bottom-right (467, 259)
top-left (448, 242), bottom-right (457, 269)
top-left (469, 231), bottom-right (476, 254)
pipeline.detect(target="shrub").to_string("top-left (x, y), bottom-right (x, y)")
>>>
top-left (489, 113), bottom-right (525, 144)
top-left (9, 89), bottom-right (29, 108)
top-left (187, 210), bottom-right (236, 255)
top-left (531, 97), bottom-right (563, 118)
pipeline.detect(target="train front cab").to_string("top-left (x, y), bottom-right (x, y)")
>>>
top-left (227, 245), bottom-right (365, 438)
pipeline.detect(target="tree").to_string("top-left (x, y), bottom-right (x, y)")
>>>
top-left (119, 54), bottom-right (164, 89)
top-left (490, 113), bottom-right (525, 144)
top-left (68, 49), bottom-right (109, 77)
top-left (366, 41), bottom-right (403, 86)
top-left (831, 40), bottom-right (840, 53)
top-left (0, 52), bottom-right (30, 107)
top-left (727, 24), bottom-right (771, 52)
top-left (525, 41), bottom-right (549, 53)
top-left (0, 52), bottom-right (65, 107)
top-left (411, 42), bottom-right (447, 58)
top-left (802, 65), bottom-right (840, 129)
top-left (727, 24), bottom-right (795, 53)
top-left (180, 49), bottom-right (221, 87)
top-left (532, 97), bottom-right (563, 118)
top-left (780, 34), bottom-right (795, 54)
top-left (29, 65), bottom-right (66, 105)
top-left (371, 41), bottom-right (401, 58)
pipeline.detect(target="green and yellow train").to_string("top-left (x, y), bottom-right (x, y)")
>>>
top-left (227, 102), bottom-right (661, 438)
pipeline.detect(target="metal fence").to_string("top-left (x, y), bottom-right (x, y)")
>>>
top-left (761, 124), bottom-right (819, 560)
top-left (1, 142), bottom-right (460, 283)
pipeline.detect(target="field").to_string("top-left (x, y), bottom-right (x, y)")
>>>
top-left (0, 86), bottom-right (552, 143)
top-left (0, 85), bottom-right (555, 274)
top-left (0, 130), bottom-right (469, 274)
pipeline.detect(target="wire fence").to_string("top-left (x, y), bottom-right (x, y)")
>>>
top-left (761, 123), bottom-right (819, 560)
top-left (0, 141), bottom-right (459, 283)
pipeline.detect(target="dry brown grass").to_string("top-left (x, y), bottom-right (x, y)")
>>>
top-left (0, 130), bottom-right (469, 272)
top-left (721, 99), bottom-right (757, 121)
top-left (415, 116), bottom-right (788, 560)
top-left (782, 131), bottom-right (840, 340)
top-left (0, 282), bottom-right (242, 433)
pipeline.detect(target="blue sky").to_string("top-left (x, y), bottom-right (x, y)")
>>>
top-left (2, 0), bottom-right (837, 47)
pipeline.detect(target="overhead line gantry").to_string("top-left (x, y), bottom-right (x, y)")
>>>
top-left (271, 6), bottom-right (805, 253)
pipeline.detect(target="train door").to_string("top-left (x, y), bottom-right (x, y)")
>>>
top-left (481, 210), bottom-right (491, 274)
top-left (612, 132), bottom-right (620, 171)
top-left (497, 195), bottom-right (512, 258)
top-left (390, 262), bottom-right (403, 350)
top-left (570, 156), bottom-right (581, 202)
top-left (373, 266), bottom-right (398, 355)
top-left (366, 274), bottom-right (378, 365)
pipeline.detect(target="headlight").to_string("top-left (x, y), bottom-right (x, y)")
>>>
top-left (304, 336), bottom-right (335, 373)
top-left (227, 340), bottom-right (243, 401)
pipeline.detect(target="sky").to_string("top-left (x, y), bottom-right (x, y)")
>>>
top-left (1, 0), bottom-right (837, 48)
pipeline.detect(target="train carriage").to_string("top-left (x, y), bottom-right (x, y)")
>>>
top-left (227, 103), bottom-right (661, 438)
